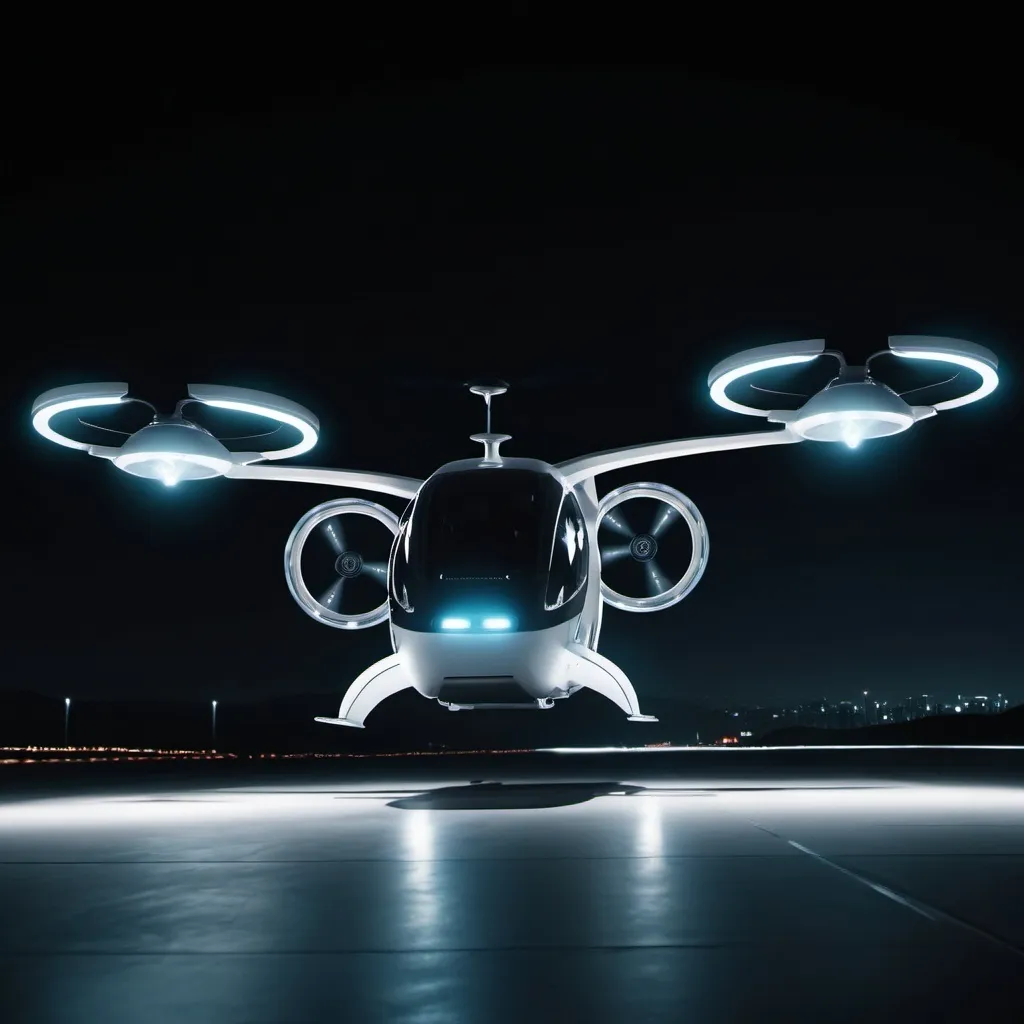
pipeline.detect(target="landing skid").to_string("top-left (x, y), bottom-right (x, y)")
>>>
top-left (316, 648), bottom-right (658, 729)
top-left (566, 643), bottom-right (659, 721)
top-left (314, 653), bottom-right (411, 729)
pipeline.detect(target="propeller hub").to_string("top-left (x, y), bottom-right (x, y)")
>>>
top-left (111, 419), bottom-right (233, 485)
top-left (781, 379), bottom-right (916, 446)
top-left (335, 552), bottom-right (364, 578)
top-left (629, 534), bottom-right (658, 562)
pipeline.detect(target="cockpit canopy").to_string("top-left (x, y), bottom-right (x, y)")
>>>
top-left (390, 463), bottom-right (588, 632)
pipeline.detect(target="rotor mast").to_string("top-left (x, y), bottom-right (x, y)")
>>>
top-left (468, 381), bottom-right (511, 463)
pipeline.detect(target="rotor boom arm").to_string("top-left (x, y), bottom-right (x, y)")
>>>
top-left (225, 463), bottom-right (422, 499)
top-left (556, 428), bottom-right (802, 486)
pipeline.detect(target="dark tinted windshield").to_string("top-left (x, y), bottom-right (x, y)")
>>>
top-left (417, 469), bottom-right (564, 577)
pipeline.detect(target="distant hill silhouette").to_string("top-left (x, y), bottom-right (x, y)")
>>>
top-left (762, 706), bottom-right (1024, 746)
top-left (0, 689), bottom-right (731, 754)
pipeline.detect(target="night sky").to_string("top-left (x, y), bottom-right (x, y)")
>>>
top-left (3, 60), bottom-right (1022, 711)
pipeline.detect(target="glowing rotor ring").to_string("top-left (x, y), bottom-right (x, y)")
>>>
top-left (284, 498), bottom-right (399, 630)
top-left (597, 482), bottom-right (710, 613)
top-left (186, 384), bottom-right (319, 460)
top-left (30, 382), bottom-right (130, 457)
top-left (30, 382), bottom-right (319, 466)
top-left (707, 339), bottom-right (826, 417)
top-left (886, 336), bottom-right (999, 411)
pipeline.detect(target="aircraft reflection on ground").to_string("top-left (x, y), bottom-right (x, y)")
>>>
top-left (2, 778), bottom-right (1023, 828)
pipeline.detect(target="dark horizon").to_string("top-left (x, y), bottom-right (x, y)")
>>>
top-left (4, 65), bottom-right (1022, 732)
top-left (3, 686), bottom-right (1022, 756)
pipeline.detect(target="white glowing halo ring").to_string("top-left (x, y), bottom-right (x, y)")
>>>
top-left (187, 385), bottom-right (319, 460)
top-left (789, 409), bottom-right (915, 444)
top-left (30, 383), bottom-right (129, 454)
top-left (707, 340), bottom-right (826, 417)
top-left (597, 482), bottom-right (710, 613)
top-left (112, 451), bottom-right (234, 483)
top-left (888, 348), bottom-right (999, 411)
top-left (32, 382), bottom-right (320, 462)
top-left (284, 498), bottom-right (399, 630)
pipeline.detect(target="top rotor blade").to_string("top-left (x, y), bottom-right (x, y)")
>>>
top-left (644, 559), bottom-right (668, 596)
top-left (215, 425), bottom-right (286, 443)
top-left (321, 519), bottom-right (346, 556)
top-left (78, 419), bottom-right (132, 436)
top-left (360, 561), bottom-right (389, 587)
top-left (749, 384), bottom-right (808, 398)
top-left (601, 509), bottom-right (634, 539)
top-left (318, 578), bottom-right (345, 612)
top-left (897, 372), bottom-right (960, 398)
top-left (650, 505), bottom-right (679, 537)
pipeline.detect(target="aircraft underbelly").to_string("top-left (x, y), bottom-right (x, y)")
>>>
top-left (392, 620), bottom-right (580, 699)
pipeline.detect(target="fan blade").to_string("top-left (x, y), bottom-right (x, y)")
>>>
top-left (898, 372), bottom-right (960, 398)
top-left (360, 561), bottom-right (388, 587)
top-left (78, 419), bottom-right (132, 436)
top-left (600, 543), bottom-right (632, 565)
top-left (650, 504), bottom-right (678, 537)
top-left (215, 425), bottom-right (286, 443)
top-left (645, 559), bottom-right (668, 596)
top-left (602, 509), bottom-right (634, 538)
top-left (318, 578), bottom-right (345, 612)
top-left (321, 519), bottom-right (346, 555)
top-left (749, 384), bottom-right (809, 398)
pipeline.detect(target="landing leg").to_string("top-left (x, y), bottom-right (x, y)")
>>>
top-left (315, 654), bottom-right (412, 729)
top-left (566, 643), bottom-right (658, 721)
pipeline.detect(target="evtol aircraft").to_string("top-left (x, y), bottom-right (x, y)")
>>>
top-left (31, 336), bottom-right (998, 729)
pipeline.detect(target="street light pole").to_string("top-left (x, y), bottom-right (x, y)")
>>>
top-left (211, 700), bottom-right (218, 749)
top-left (64, 697), bottom-right (70, 747)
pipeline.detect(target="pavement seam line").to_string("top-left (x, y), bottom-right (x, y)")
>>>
top-left (784, 840), bottom-right (934, 919)
top-left (749, 820), bottom-right (1024, 959)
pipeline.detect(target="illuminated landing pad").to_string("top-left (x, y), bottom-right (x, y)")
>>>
top-left (2, 752), bottom-right (1024, 1023)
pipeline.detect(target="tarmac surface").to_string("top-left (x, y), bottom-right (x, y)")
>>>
top-left (1, 748), bottom-right (1023, 1023)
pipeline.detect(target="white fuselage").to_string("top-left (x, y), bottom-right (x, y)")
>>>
top-left (388, 475), bottom-right (606, 704)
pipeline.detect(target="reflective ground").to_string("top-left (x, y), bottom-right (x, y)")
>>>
top-left (1, 750), bottom-right (1023, 1023)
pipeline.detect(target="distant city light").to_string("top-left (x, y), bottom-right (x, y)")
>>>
top-left (711, 693), bottom-right (1017, 742)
